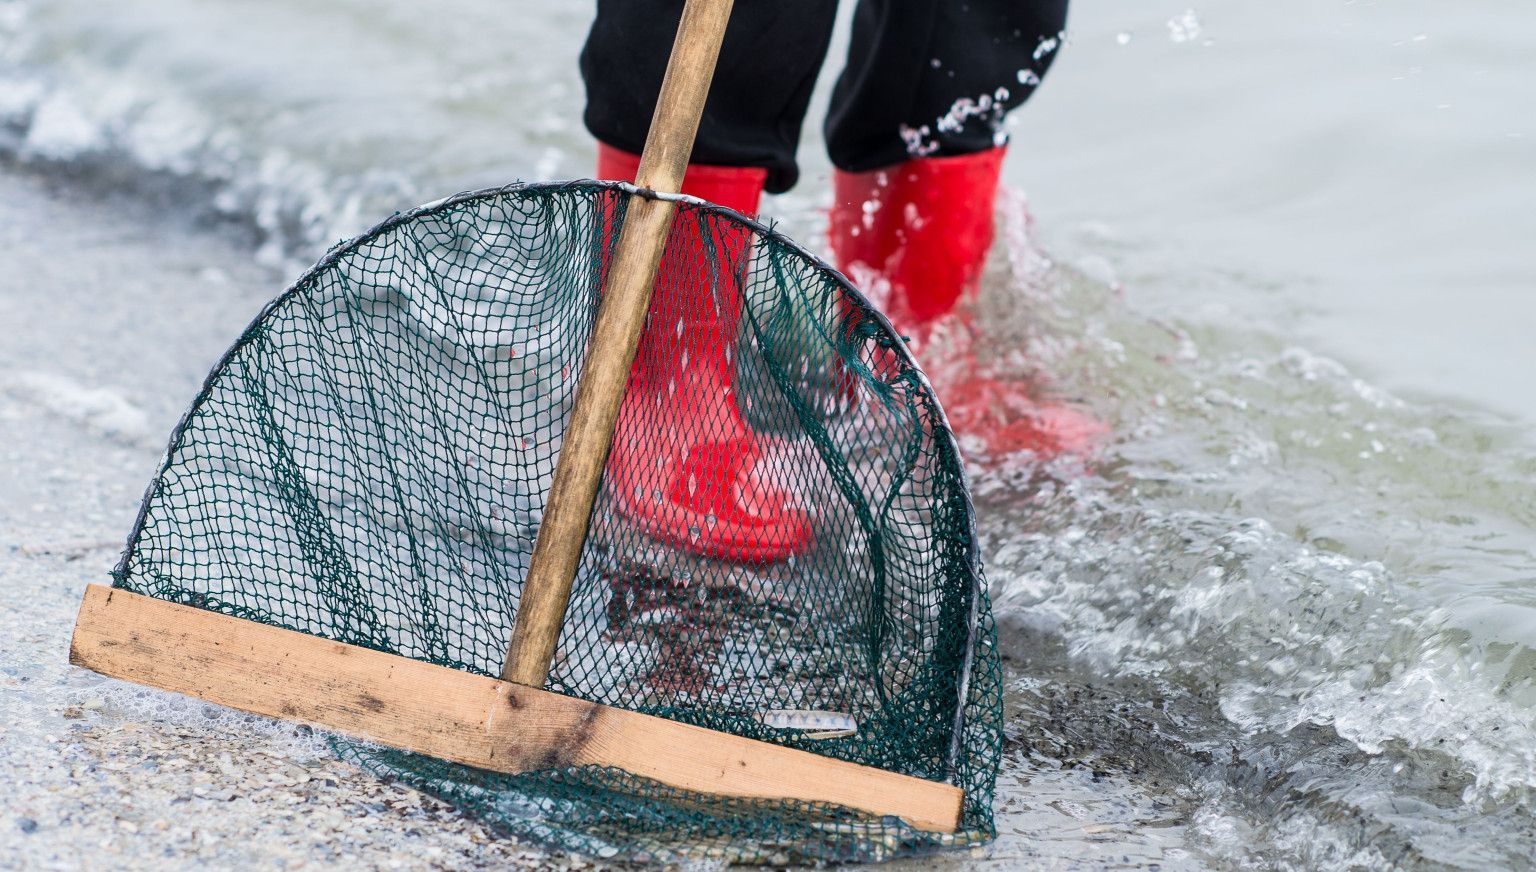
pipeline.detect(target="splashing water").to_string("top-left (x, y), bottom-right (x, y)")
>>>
top-left (1166, 10), bottom-right (1203, 45)
top-left (901, 190), bottom-right (1536, 868)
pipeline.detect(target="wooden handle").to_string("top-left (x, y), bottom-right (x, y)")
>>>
top-left (502, 0), bottom-right (736, 686)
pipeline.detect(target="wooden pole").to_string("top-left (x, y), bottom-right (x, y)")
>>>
top-left (502, 0), bottom-right (735, 686)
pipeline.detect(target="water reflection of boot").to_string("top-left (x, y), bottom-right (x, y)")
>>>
top-left (829, 147), bottom-right (1105, 460)
top-left (599, 144), bottom-right (813, 563)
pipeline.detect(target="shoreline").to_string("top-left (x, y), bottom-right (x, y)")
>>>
top-left (16, 151), bottom-right (1526, 867)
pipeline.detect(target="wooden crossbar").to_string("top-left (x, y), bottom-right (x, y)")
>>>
top-left (69, 585), bottom-right (963, 833)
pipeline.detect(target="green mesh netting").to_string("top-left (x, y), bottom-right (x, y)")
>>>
top-left (111, 181), bottom-right (1001, 864)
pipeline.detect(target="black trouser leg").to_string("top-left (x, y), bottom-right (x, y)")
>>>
top-left (581, 0), bottom-right (839, 193)
top-left (825, 0), bottom-right (1069, 172)
top-left (579, 0), bottom-right (1069, 192)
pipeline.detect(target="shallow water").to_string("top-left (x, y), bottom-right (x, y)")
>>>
top-left (2, 0), bottom-right (1534, 868)
top-left (1009, 1), bottom-right (1536, 428)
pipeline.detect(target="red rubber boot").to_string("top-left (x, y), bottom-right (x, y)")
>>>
top-left (828, 148), bottom-right (1105, 461)
top-left (829, 149), bottom-right (1006, 345)
top-left (599, 143), bottom-right (813, 563)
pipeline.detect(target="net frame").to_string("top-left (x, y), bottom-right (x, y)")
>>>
top-left (108, 180), bottom-right (1002, 863)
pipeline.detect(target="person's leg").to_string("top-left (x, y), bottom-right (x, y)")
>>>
top-left (825, 0), bottom-right (1069, 338)
top-left (598, 148), bottom-right (815, 563)
top-left (825, 1), bottom-right (1103, 463)
top-left (581, 1), bottom-right (838, 561)
top-left (582, 0), bottom-right (838, 194)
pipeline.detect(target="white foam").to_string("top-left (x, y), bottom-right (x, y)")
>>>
top-left (1, 369), bottom-right (152, 444)
top-left (20, 91), bottom-right (100, 159)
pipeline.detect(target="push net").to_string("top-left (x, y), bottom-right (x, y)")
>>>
top-left (111, 181), bottom-right (1001, 864)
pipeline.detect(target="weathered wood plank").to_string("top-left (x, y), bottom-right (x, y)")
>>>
top-left (70, 585), bottom-right (963, 833)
